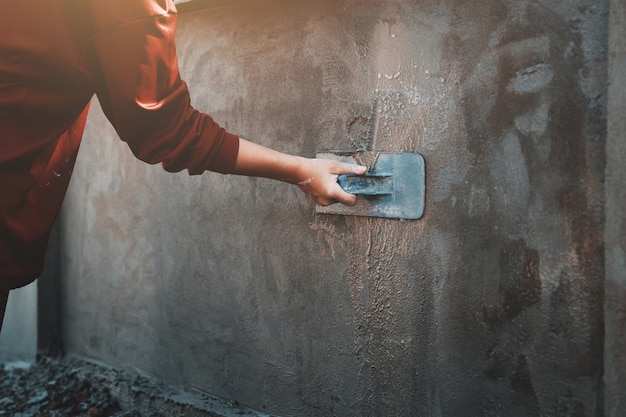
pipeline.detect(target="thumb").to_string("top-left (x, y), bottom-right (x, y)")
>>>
top-left (328, 162), bottom-right (367, 206)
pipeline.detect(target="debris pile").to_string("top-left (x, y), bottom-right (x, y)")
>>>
top-left (0, 356), bottom-right (272, 417)
top-left (0, 358), bottom-right (159, 417)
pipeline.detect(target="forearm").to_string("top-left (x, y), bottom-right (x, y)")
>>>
top-left (230, 138), bottom-right (306, 184)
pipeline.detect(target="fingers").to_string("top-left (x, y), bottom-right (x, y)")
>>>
top-left (318, 161), bottom-right (367, 207)
top-left (335, 191), bottom-right (359, 206)
top-left (308, 183), bottom-right (358, 207)
top-left (334, 162), bottom-right (366, 206)
top-left (297, 159), bottom-right (367, 207)
top-left (328, 185), bottom-right (359, 206)
top-left (333, 162), bottom-right (367, 176)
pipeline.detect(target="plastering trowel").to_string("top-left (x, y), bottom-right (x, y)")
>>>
top-left (316, 151), bottom-right (425, 220)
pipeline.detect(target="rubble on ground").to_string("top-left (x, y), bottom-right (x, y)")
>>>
top-left (0, 357), bottom-right (271, 417)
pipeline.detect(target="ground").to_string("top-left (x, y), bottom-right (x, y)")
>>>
top-left (0, 357), bottom-right (155, 417)
top-left (0, 357), bottom-right (269, 417)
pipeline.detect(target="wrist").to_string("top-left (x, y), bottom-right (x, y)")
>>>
top-left (286, 156), bottom-right (311, 185)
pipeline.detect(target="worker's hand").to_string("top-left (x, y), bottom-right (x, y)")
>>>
top-left (231, 139), bottom-right (366, 206)
top-left (294, 158), bottom-right (367, 206)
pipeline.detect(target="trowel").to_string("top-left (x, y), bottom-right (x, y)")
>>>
top-left (316, 151), bottom-right (425, 220)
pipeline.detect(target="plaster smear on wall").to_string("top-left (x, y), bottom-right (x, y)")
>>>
top-left (298, 0), bottom-right (606, 414)
top-left (304, 12), bottom-right (462, 154)
top-left (301, 13), bottom-right (460, 413)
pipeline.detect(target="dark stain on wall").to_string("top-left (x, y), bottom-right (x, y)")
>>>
top-left (480, 240), bottom-right (541, 328)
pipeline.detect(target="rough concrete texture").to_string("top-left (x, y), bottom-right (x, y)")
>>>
top-left (605, 0), bottom-right (626, 415)
top-left (60, 0), bottom-right (609, 416)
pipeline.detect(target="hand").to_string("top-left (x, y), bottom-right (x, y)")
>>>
top-left (295, 158), bottom-right (367, 206)
top-left (231, 138), bottom-right (367, 206)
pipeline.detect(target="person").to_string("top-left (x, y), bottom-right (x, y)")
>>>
top-left (0, 0), bottom-right (366, 330)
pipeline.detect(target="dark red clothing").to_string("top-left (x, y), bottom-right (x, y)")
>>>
top-left (0, 0), bottom-right (240, 289)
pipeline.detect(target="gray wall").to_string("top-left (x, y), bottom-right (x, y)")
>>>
top-left (605, 0), bottom-right (626, 415)
top-left (0, 282), bottom-right (37, 363)
top-left (60, 1), bottom-right (609, 416)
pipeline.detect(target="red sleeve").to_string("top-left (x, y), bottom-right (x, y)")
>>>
top-left (85, 0), bottom-right (239, 174)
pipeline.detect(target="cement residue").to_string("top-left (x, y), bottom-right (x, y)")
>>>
top-left (506, 63), bottom-right (554, 94)
top-left (344, 216), bottom-right (425, 414)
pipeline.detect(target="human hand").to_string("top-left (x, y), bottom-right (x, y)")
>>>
top-left (231, 139), bottom-right (367, 206)
top-left (295, 158), bottom-right (367, 206)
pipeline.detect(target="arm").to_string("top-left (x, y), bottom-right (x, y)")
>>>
top-left (232, 138), bottom-right (366, 206)
top-left (87, 1), bottom-right (239, 175)
top-left (85, 1), bottom-right (364, 206)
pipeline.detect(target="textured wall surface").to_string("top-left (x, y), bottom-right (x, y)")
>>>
top-left (60, 1), bottom-right (609, 416)
top-left (605, 0), bottom-right (626, 415)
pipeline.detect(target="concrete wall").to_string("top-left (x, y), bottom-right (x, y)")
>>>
top-left (0, 282), bottom-right (37, 363)
top-left (605, 0), bottom-right (626, 415)
top-left (60, 1), bottom-right (609, 416)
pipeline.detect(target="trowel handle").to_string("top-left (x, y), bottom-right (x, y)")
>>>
top-left (338, 174), bottom-right (393, 196)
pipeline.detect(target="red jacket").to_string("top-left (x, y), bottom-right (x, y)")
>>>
top-left (0, 0), bottom-right (240, 289)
